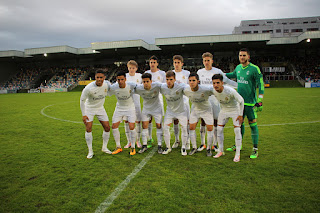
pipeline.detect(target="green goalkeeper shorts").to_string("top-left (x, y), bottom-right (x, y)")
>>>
top-left (243, 105), bottom-right (257, 121)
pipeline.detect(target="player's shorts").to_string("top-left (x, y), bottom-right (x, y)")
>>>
top-left (141, 107), bottom-right (163, 124)
top-left (164, 110), bottom-right (188, 127)
top-left (209, 95), bottom-right (220, 119)
top-left (243, 105), bottom-right (257, 121)
top-left (112, 108), bottom-right (136, 123)
top-left (85, 108), bottom-right (109, 122)
top-left (123, 106), bottom-right (141, 122)
top-left (189, 108), bottom-right (213, 125)
top-left (218, 111), bottom-right (241, 126)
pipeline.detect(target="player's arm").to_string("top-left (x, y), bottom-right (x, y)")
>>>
top-left (225, 68), bottom-right (237, 79)
top-left (221, 71), bottom-right (238, 88)
top-left (80, 88), bottom-right (89, 124)
top-left (233, 89), bottom-right (244, 124)
top-left (255, 67), bottom-right (264, 112)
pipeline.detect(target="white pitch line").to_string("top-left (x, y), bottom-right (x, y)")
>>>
top-left (95, 146), bottom-right (157, 213)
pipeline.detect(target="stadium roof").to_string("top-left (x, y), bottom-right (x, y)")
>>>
top-left (0, 31), bottom-right (319, 58)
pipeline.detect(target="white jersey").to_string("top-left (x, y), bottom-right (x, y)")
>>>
top-left (183, 85), bottom-right (214, 112)
top-left (109, 82), bottom-right (136, 111)
top-left (135, 82), bottom-right (162, 112)
top-left (160, 82), bottom-right (186, 114)
top-left (197, 67), bottom-right (238, 88)
top-left (126, 73), bottom-right (142, 107)
top-left (145, 70), bottom-right (166, 83)
top-left (213, 85), bottom-right (244, 115)
top-left (173, 69), bottom-right (190, 84)
top-left (80, 80), bottom-right (111, 116)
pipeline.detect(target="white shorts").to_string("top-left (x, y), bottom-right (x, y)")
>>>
top-left (164, 110), bottom-right (188, 127)
top-left (141, 108), bottom-right (163, 124)
top-left (218, 111), bottom-right (241, 126)
top-left (112, 108), bottom-right (136, 124)
top-left (123, 106), bottom-right (141, 122)
top-left (85, 108), bottom-right (109, 122)
top-left (209, 95), bottom-right (220, 120)
top-left (189, 109), bottom-right (213, 125)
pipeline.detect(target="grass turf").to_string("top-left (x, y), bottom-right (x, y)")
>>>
top-left (0, 88), bottom-right (319, 212)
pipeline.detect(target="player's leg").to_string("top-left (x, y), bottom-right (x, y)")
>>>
top-left (199, 118), bottom-right (206, 149)
top-left (111, 110), bottom-right (123, 154)
top-left (177, 112), bottom-right (188, 156)
top-left (230, 113), bottom-right (242, 162)
top-left (227, 107), bottom-right (246, 151)
top-left (172, 119), bottom-right (180, 148)
top-left (139, 112), bottom-right (150, 154)
top-left (124, 120), bottom-right (131, 148)
top-left (185, 101), bottom-right (191, 150)
top-left (200, 110), bottom-right (214, 156)
top-left (135, 106), bottom-right (142, 148)
top-left (213, 112), bottom-right (227, 159)
top-left (188, 109), bottom-right (199, 155)
top-left (84, 120), bottom-right (94, 159)
top-left (99, 120), bottom-right (111, 154)
top-left (162, 112), bottom-right (173, 155)
top-left (153, 111), bottom-right (164, 154)
top-left (245, 106), bottom-right (259, 158)
top-left (127, 112), bottom-right (137, 156)
top-left (147, 117), bottom-right (153, 145)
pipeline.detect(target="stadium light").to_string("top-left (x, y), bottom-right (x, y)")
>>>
top-left (306, 39), bottom-right (311, 43)
top-left (44, 53), bottom-right (47, 57)
top-left (93, 50), bottom-right (96, 53)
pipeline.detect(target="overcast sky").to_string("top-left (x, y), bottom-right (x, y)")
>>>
top-left (0, 0), bottom-right (319, 51)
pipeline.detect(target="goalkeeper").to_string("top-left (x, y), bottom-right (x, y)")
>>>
top-left (225, 48), bottom-right (264, 159)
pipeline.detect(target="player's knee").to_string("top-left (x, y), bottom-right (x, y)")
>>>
top-left (207, 125), bottom-right (213, 131)
top-left (156, 123), bottom-right (162, 129)
top-left (104, 126), bottom-right (110, 132)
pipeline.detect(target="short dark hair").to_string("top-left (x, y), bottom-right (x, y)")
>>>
top-left (142, 73), bottom-right (152, 80)
top-left (149, 55), bottom-right (158, 62)
top-left (166, 70), bottom-right (175, 78)
top-left (116, 71), bottom-right (126, 78)
top-left (173, 55), bottom-right (184, 63)
top-left (95, 69), bottom-right (105, 75)
top-left (239, 48), bottom-right (250, 55)
top-left (188, 72), bottom-right (199, 80)
top-left (212, 74), bottom-right (223, 81)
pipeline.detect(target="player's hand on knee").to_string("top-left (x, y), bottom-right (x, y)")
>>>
top-left (82, 116), bottom-right (89, 124)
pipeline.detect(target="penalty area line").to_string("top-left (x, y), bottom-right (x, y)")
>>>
top-left (95, 146), bottom-right (157, 213)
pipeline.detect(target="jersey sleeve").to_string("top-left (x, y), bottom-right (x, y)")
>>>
top-left (80, 87), bottom-right (89, 116)
top-left (231, 89), bottom-right (244, 116)
top-left (255, 67), bottom-right (265, 96)
top-left (221, 71), bottom-right (238, 88)
top-left (226, 68), bottom-right (237, 79)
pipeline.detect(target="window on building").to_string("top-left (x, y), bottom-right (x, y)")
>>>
top-left (267, 21), bottom-right (273, 23)
top-left (303, 21), bottom-right (308, 24)
top-left (290, 22), bottom-right (295, 24)
top-left (262, 30), bottom-right (270, 33)
top-left (249, 24), bottom-right (259, 26)
top-left (307, 28), bottom-right (319, 31)
top-left (284, 29), bottom-right (289, 33)
top-left (282, 23), bottom-right (287, 25)
top-left (311, 20), bottom-right (316, 23)
top-left (291, 29), bottom-right (303, 32)
top-left (253, 31), bottom-right (259, 33)
top-left (276, 29), bottom-right (281, 33)
top-left (242, 31), bottom-right (251, 34)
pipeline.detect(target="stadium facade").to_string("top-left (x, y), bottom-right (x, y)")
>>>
top-left (0, 17), bottom-right (319, 89)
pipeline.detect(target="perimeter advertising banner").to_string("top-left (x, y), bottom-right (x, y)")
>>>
top-left (79, 80), bottom-right (94, 85)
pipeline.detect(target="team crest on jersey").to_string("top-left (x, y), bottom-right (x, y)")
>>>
top-left (201, 93), bottom-right (204, 97)
top-left (129, 90), bottom-right (131, 93)
top-left (157, 76), bottom-right (160, 80)
top-left (182, 76), bottom-right (185, 79)
top-left (176, 91), bottom-right (179, 95)
top-left (225, 97), bottom-right (229, 101)
top-left (246, 71), bottom-right (249, 75)
top-left (136, 79), bottom-right (139, 83)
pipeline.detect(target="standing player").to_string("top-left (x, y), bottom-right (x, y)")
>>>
top-left (160, 71), bottom-right (188, 155)
top-left (80, 70), bottom-right (111, 159)
top-left (109, 72), bottom-right (137, 156)
top-left (226, 48), bottom-right (264, 159)
top-left (124, 60), bottom-right (142, 149)
top-left (183, 73), bottom-right (215, 156)
top-left (135, 73), bottom-right (164, 154)
top-left (197, 52), bottom-right (237, 152)
top-left (211, 74), bottom-right (244, 162)
top-left (172, 55), bottom-right (191, 149)
top-left (145, 55), bottom-right (166, 147)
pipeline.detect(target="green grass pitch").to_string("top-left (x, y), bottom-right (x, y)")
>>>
top-left (0, 88), bottom-right (319, 212)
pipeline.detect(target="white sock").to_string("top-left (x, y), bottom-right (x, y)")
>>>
top-left (85, 132), bottom-right (93, 153)
top-left (124, 122), bottom-right (130, 145)
top-left (217, 126), bottom-right (224, 152)
top-left (207, 130), bottom-right (213, 150)
top-left (213, 126), bottom-right (218, 147)
top-left (200, 125), bottom-right (206, 145)
top-left (174, 123), bottom-right (179, 142)
top-left (190, 130), bottom-right (197, 149)
top-left (163, 125), bottom-right (171, 148)
top-left (181, 126), bottom-right (188, 149)
top-left (234, 127), bottom-right (242, 157)
top-left (141, 128), bottom-right (148, 146)
top-left (156, 127), bottom-right (163, 146)
top-left (187, 124), bottom-right (190, 145)
top-left (130, 129), bottom-right (136, 148)
top-left (135, 123), bottom-right (141, 142)
top-left (112, 128), bottom-right (121, 147)
top-left (102, 131), bottom-right (110, 150)
top-left (148, 123), bottom-right (153, 140)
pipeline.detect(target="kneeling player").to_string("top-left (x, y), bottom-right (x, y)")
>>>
top-left (160, 71), bottom-right (188, 155)
top-left (184, 73), bottom-right (214, 156)
top-left (135, 73), bottom-right (163, 154)
top-left (212, 74), bottom-right (244, 162)
top-left (109, 72), bottom-right (137, 156)
top-left (80, 70), bottom-right (112, 159)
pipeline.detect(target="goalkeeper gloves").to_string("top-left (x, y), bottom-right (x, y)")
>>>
top-left (254, 97), bottom-right (263, 112)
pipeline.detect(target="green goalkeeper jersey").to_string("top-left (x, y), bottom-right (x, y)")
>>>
top-left (226, 63), bottom-right (264, 106)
